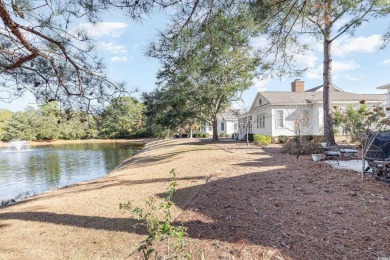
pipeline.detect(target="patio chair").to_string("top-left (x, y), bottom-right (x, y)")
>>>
top-left (322, 144), bottom-right (341, 165)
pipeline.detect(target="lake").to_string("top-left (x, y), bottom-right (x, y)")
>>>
top-left (0, 142), bottom-right (143, 201)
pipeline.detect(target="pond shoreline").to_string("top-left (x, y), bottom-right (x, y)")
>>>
top-left (0, 138), bottom-right (152, 207)
top-left (0, 138), bottom-right (149, 148)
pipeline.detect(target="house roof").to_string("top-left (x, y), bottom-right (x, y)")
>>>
top-left (305, 84), bottom-right (343, 92)
top-left (218, 111), bottom-right (239, 120)
top-left (377, 83), bottom-right (390, 90)
top-left (259, 91), bottom-right (385, 105)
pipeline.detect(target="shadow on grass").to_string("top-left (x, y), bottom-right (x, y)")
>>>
top-left (120, 147), bottom-right (216, 169)
top-left (0, 211), bottom-right (144, 234)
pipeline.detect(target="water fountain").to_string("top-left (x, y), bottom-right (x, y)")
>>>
top-left (8, 140), bottom-right (28, 151)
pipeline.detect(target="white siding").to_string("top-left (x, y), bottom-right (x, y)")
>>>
top-left (271, 105), bottom-right (319, 136)
top-left (200, 119), bottom-right (238, 136)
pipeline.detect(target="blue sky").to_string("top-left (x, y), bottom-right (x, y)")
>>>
top-left (1, 10), bottom-right (389, 111)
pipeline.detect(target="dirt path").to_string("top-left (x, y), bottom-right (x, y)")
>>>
top-left (0, 139), bottom-right (390, 259)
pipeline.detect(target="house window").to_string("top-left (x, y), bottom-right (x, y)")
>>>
top-left (276, 110), bottom-right (284, 128)
top-left (303, 110), bottom-right (309, 127)
top-left (221, 122), bottom-right (225, 131)
top-left (259, 98), bottom-right (262, 105)
top-left (234, 123), bottom-right (238, 131)
top-left (260, 113), bottom-right (265, 128)
top-left (257, 114), bottom-right (265, 128)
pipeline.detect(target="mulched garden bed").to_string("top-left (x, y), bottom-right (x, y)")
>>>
top-left (175, 143), bottom-right (390, 259)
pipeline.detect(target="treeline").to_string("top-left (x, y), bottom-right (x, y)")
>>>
top-left (0, 97), bottom-right (149, 141)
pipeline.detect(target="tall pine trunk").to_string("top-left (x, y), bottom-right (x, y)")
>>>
top-left (323, 1), bottom-right (336, 144)
top-left (212, 118), bottom-right (219, 141)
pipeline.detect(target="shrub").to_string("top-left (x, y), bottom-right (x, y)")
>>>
top-left (201, 133), bottom-right (208, 138)
top-left (219, 132), bottom-right (229, 138)
top-left (282, 138), bottom-right (322, 155)
top-left (193, 132), bottom-right (202, 138)
top-left (278, 135), bottom-right (288, 144)
top-left (253, 134), bottom-right (272, 146)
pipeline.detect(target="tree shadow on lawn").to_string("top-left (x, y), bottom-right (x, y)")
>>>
top-left (5, 175), bottom-right (206, 208)
top-left (0, 211), bottom-right (145, 234)
top-left (120, 147), bottom-right (216, 169)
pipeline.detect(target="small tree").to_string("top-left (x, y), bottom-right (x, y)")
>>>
top-left (333, 102), bottom-right (390, 176)
top-left (333, 102), bottom-right (389, 145)
top-left (283, 105), bottom-right (315, 158)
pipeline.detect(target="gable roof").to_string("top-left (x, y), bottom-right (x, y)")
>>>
top-left (305, 84), bottom-right (343, 92)
top-left (377, 83), bottom-right (390, 90)
top-left (218, 111), bottom-right (239, 120)
top-left (258, 91), bottom-right (385, 105)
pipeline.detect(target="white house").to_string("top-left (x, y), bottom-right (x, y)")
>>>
top-left (377, 83), bottom-right (390, 107)
top-left (238, 79), bottom-right (386, 139)
top-left (200, 110), bottom-right (239, 136)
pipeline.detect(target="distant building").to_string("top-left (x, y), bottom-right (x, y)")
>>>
top-left (200, 109), bottom-right (239, 136)
top-left (238, 79), bottom-right (386, 138)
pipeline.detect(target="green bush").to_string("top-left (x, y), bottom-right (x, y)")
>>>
top-left (253, 134), bottom-right (272, 146)
top-left (193, 132), bottom-right (202, 138)
top-left (219, 132), bottom-right (229, 138)
top-left (201, 133), bottom-right (208, 138)
top-left (278, 135), bottom-right (288, 144)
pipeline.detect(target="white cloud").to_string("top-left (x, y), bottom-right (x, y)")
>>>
top-left (334, 74), bottom-right (363, 81)
top-left (306, 60), bottom-right (360, 79)
top-left (110, 56), bottom-right (128, 62)
top-left (382, 59), bottom-right (390, 65)
top-left (293, 52), bottom-right (318, 69)
top-left (333, 35), bottom-right (382, 56)
top-left (252, 77), bottom-right (270, 92)
top-left (98, 42), bottom-right (127, 54)
top-left (334, 60), bottom-right (360, 71)
top-left (77, 22), bottom-right (128, 38)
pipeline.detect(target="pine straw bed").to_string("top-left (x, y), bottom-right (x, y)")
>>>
top-left (172, 143), bottom-right (390, 259)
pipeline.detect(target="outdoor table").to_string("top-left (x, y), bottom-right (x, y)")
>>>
top-left (339, 148), bottom-right (359, 161)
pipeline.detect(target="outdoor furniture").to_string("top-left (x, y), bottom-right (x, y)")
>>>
top-left (339, 145), bottom-right (359, 161)
top-left (364, 142), bottom-right (390, 179)
top-left (322, 145), bottom-right (341, 165)
top-left (363, 132), bottom-right (390, 182)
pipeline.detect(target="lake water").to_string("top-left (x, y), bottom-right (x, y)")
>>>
top-left (0, 142), bottom-right (143, 201)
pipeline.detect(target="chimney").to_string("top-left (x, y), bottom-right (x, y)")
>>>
top-left (291, 79), bottom-right (304, 92)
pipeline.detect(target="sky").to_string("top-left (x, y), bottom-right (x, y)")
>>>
top-left (1, 8), bottom-right (390, 111)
